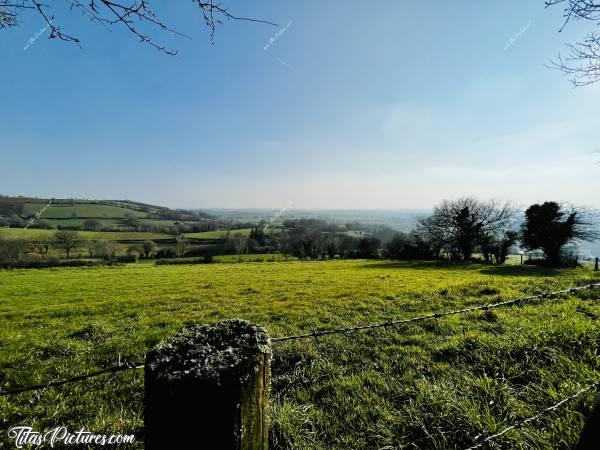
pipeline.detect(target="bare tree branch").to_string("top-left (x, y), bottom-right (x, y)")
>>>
top-left (546, 0), bottom-right (600, 85)
top-left (1, 0), bottom-right (278, 54)
top-left (0, 1), bottom-right (33, 28)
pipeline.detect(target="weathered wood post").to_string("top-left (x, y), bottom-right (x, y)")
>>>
top-left (145, 319), bottom-right (271, 449)
top-left (595, 257), bottom-right (599, 271)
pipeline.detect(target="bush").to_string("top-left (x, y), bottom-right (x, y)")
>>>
top-left (93, 240), bottom-right (117, 260)
top-left (29, 220), bottom-right (53, 229)
top-left (0, 259), bottom-right (103, 269)
top-left (127, 245), bottom-right (143, 260)
top-left (155, 257), bottom-right (214, 266)
top-left (0, 237), bottom-right (28, 263)
top-left (113, 255), bottom-right (138, 263)
top-left (184, 245), bottom-right (225, 257)
top-left (156, 248), bottom-right (177, 259)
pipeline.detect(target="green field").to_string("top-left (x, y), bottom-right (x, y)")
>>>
top-left (185, 228), bottom-right (252, 239)
top-left (0, 228), bottom-right (170, 241)
top-left (0, 260), bottom-right (599, 449)
top-left (213, 253), bottom-right (298, 263)
top-left (22, 202), bottom-right (148, 219)
top-left (39, 218), bottom-right (126, 228)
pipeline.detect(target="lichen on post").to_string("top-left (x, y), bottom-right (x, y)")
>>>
top-left (144, 319), bottom-right (271, 450)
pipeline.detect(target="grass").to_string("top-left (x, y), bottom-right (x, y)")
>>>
top-left (0, 228), bottom-right (170, 241)
top-left (40, 218), bottom-right (126, 228)
top-left (22, 203), bottom-right (148, 219)
top-left (185, 228), bottom-right (252, 239)
top-left (213, 253), bottom-right (298, 263)
top-left (0, 260), bottom-right (598, 449)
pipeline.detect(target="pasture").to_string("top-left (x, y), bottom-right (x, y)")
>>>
top-left (22, 202), bottom-right (149, 219)
top-left (0, 228), bottom-right (170, 242)
top-left (0, 260), bottom-right (599, 448)
top-left (184, 228), bottom-right (252, 239)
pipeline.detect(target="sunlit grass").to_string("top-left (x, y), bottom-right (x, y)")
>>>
top-left (0, 260), bottom-right (598, 448)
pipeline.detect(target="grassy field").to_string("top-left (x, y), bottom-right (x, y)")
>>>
top-left (185, 228), bottom-right (252, 239)
top-left (22, 203), bottom-right (148, 219)
top-left (214, 253), bottom-right (298, 263)
top-left (36, 218), bottom-right (193, 228)
top-left (0, 260), bottom-right (599, 449)
top-left (0, 228), bottom-right (170, 241)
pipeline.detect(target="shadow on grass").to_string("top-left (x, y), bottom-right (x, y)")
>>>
top-left (359, 260), bottom-right (474, 271)
top-left (360, 259), bottom-right (562, 277)
top-left (479, 264), bottom-right (561, 277)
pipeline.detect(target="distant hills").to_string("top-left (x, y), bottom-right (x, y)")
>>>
top-left (0, 196), bottom-right (214, 230)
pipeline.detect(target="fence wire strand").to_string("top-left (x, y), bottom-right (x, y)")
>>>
top-left (464, 382), bottom-right (599, 450)
top-left (271, 282), bottom-right (600, 342)
top-left (0, 361), bottom-right (144, 397)
top-left (1, 282), bottom-right (598, 397)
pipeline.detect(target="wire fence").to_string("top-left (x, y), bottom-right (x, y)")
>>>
top-left (1, 281), bottom-right (599, 448)
top-left (464, 382), bottom-right (599, 450)
top-left (2, 282), bottom-right (598, 397)
top-left (0, 360), bottom-right (143, 397)
top-left (271, 282), bottom-right (600, 342)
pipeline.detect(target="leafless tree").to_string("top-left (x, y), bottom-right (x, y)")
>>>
top-left (546, 0), bottom-right (600, 86)
top-left (0, 237), bottom-right (28, 262)
top-left (52, 229), bottom-right (80, 258)
top-left (174, 234), bottom-right (189, 257)
top-left (232, 232), bottom-right (248, 262)
top-left (1, 0), bottom-right (276, 54)
top-left (416, 197), bottom-right (517, 261)
top-left (94, 239), bottom-right (117, 260)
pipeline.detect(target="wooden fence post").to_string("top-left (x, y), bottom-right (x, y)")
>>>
top-left (576, 392), bottom-right (600, 450)
top-left (144, 319), bottom-right (271, 450)
top-left (595, 257), bottom-right (599, 271)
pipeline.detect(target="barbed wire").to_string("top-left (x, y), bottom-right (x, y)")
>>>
top-left (0, 360), bottom-right (143, 397)
top-left (271, 282), bottom-right (600, 342)
top-left (464, 382), bottom-right (599, 449)
top-left (1, 282), bottom-right (598, 397)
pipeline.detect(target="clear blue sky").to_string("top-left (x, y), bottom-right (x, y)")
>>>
top-left (1, 0), bottom-right (599, 209)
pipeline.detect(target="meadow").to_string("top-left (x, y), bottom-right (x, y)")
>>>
top-left (184, 228), bottom-right (252, 239)
top-left (0, 228), bottom-right (170, 241)
top-left (0, 260), bottom-right (599, 449)
top-left (21, 203), bottom-right (149, 219)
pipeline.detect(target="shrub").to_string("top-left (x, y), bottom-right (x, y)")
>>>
top-left (155, 258), bottom-right (214, 266)
top-left (156, 248), bottom-right (177, 259)
top-left (114, 255), bottom-right (138, 263)
top-left (0, 259), bottom-right (102, 269)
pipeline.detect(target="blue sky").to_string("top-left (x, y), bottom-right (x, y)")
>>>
top-left (1, 0), bottom-right (599, 209)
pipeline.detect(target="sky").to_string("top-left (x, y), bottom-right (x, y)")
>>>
top-left (1, 0), bottom-right (599, 210)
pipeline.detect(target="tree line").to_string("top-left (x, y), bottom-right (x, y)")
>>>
top-left (225, 198), bottom-right (598, 268)
top-left (1, 198), bottom-right (598, 268)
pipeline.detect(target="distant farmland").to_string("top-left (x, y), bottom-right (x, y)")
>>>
top-left (22, 202), bottom-right (149, 219)
top-left (0, 228), bottom-right (170, 241)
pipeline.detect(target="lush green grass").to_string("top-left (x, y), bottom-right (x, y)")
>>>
top-left (22, 203), bottom-right (148, 219)
top-left (185, 228), bottom-right (252, 239)
top-left (20, 217), bottom-right (204, 231)
top-left (0, 260), bottom-right (598, 449)
top-left (213, 253), bottom-right (298, 263)
top-left (40, 218), bottom-right (126, 228)
top-left (0, 228), bottom-right (170, 241)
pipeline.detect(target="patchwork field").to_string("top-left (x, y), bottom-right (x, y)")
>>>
top-left (184, 228), bottom-right (252, 239)
top-left (0, 228), bottom-right (171, 241)
top-left (0, 260), bottom-right (599, 449)
top-left (22, 203), bottom-right (149, 219)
